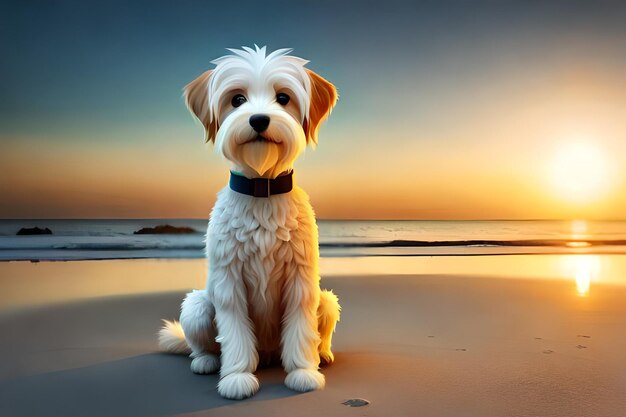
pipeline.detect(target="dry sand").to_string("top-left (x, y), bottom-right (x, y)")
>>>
top-left (1, 260), bottom-right (626, 416)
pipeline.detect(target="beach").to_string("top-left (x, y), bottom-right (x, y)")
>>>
top-left (1, 258), bottom-right (625, 417)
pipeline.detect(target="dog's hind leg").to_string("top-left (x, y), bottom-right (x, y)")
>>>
top-left (317, 289), bottom-right (340, 364)
top-left (180, 289), bottom-right (220, 374)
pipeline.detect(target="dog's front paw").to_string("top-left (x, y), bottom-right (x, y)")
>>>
top-left (319, 350), bottom-right (334, 365)
top-left (190, 354), bottom-right (220, 374)
top-left (218, 372), bottom-right (259, 400)
top-left (285, 368), bottom-right (325, 392)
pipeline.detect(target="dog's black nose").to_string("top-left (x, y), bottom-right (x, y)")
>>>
top-left (249, 114), bottom-right (270, 133)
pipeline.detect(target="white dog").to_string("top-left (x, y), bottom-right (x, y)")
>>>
top-left (158, 46), bottom-right (341, 400)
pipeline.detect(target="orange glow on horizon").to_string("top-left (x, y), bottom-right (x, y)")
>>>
top-left (1, 135), bottom-right (625, 219)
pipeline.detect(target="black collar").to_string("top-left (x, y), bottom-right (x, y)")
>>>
top-left (229, 171), bottom-right (293, 198)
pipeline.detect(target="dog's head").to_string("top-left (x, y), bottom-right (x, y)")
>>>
top-left (184, 46), bottom-right (337, 179)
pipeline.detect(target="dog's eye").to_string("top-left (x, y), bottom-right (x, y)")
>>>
top-left (276, 93), bottom-right (290, 106)
top-left (231, 94), bottom-right (247, 108)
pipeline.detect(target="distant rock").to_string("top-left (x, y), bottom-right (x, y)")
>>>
top-left (134, 224), bottom-right (196, 235)
top-left (17, 227), bottom-right (53, 235)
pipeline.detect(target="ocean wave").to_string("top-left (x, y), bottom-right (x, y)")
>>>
top-left (2, 237), bottom-right (626, 252)
top-left (321, 239), bottom-right (626, 248)
top-left (0, 236), bottom-right (205, 252)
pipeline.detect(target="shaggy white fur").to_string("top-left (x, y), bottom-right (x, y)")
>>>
top-left (158, 45), bottom-right (340, 400)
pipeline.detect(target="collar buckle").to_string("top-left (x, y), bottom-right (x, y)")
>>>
top-left (252, 177), bottom-right (271, 197)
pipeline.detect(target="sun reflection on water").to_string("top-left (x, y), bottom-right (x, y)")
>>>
top-left (560, 255), bottom-right (601, 297)
top-left (570, 219), bottom-right (588, 239)
top-left (568, 219), bottom-right (591, 248)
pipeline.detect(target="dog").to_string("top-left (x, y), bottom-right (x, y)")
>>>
top-left (158, 46), bottom-right (341, 400)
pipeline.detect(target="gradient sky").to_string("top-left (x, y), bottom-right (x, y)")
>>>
top-left (2, 0), bottom-right (625, 219)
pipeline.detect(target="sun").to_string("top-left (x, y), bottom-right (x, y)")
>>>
top-left (549, 140), bottom-right (613, 204)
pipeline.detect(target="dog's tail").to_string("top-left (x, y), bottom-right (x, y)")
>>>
top-left (158, 320), bottom-right (192, 355)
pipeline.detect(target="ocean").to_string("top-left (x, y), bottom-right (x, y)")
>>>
top-left (1, 219), bottom-right (625, 261)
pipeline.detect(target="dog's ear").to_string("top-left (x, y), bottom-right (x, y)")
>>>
top-left (304, 69), bottom-right (338, 145)
top-left (184, 69), bottom-right (218, 143)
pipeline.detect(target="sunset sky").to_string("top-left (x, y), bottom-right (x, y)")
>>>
top-left (1, 0), bottom-right (625, 219)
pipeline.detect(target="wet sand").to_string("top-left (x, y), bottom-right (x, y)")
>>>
top-left (1, 260), bottom-right (626, 416)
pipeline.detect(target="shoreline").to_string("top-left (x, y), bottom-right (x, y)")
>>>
top-left (2, 255), bottom-right (626, 310)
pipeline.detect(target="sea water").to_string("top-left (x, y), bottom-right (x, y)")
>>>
top-left (1, 219), bottom-right (625, 261)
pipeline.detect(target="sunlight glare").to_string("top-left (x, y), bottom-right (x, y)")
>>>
top-left (570, 219), bottom-right (588, 238)
top-left (550, 140), bottom-right (613, 204)
top-left (560, 255), bottom-right (601, 297)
